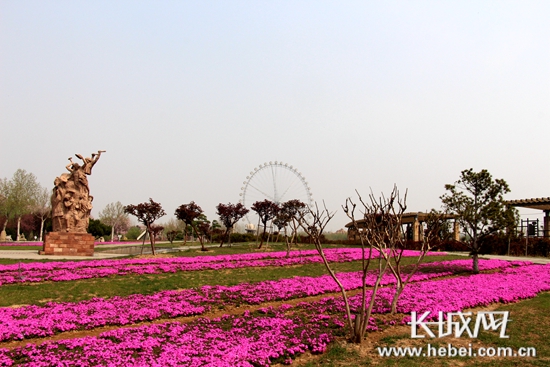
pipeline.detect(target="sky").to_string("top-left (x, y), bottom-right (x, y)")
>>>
top-left (1, 1), bottom-right (549, 231)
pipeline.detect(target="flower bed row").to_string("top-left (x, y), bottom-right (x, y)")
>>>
top-left (0, 248), bottom-right (446, 286)
top-left (298, 263), bottom-right (550, 323)
top-left (0, 306), bottom-right (340, 367)
top-left (0, 241), bottom-right (140, 247)
top-left (0, 259), bottom-right (527, 342)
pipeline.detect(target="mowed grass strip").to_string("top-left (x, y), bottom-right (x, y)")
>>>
top-left (0, 252), bottom-right (463, 307)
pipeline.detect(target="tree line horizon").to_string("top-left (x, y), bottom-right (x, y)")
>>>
top-left (1, 167), bottom-right (523, 270)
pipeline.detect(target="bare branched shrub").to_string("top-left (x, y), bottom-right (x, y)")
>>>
top-left (342, 187), bottom-right (406, 342)
top-left (385, 209), bottom-right (448, 313)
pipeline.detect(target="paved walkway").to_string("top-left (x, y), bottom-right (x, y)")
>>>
top-left (451, 251), bottom-right (550, 264)
top-left (0, 250), bottom-right (126, 260)
top-left (0, 243), bottom-right (222, 260)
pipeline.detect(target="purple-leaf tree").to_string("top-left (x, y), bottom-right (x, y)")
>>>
top-left (280, 199), bottom-right (307, 247)
top-left (216, 202), bottom-right (249, 247)
top-left (251, 199), bottom-right (279, 249)
top-left (124, 198), bottom-right (166, 255)
top-left (175, 201), bottom-right (208, 251)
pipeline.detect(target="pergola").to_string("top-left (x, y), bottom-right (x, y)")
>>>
top-left (506, 197), bottom-right (550, 238)
top-left (345, 212), bottom-right (459, 242)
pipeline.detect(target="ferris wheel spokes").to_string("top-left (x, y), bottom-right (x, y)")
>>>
top-left (239, 162), bottom-right (314, 223)
top-left (247, 182), bottom-right (275, 202)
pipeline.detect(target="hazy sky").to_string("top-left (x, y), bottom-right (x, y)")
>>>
top-left (1, 1), bottom-right (549, 231)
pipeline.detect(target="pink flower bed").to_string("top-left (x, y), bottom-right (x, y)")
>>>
top-left (0, 241), bottom-right (139, 247)
top-left (299, 263), bottom-right (550, 323)
top-left (0, 259), bottom-right (526, 342)
top-left (0, 306), bottom-right (339, 367)
top-left (1, 263), bottom-right (549, 366)
top-left (0, 248), bottom-right (446, 286)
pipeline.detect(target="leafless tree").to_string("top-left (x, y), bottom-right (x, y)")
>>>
top-left (33, 187), bottom-right (51, 241)
top-left (383, 209), bottom-right (448, 314)
top-left (341, 188), bottom-right (404, 343)
top-left (299, 202), bottom-right (374, 340)
top-left (99, 201), bottom-right (129, 242)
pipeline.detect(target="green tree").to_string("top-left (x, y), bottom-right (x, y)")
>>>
top-left (125, 226), bottom-right (142, 240)
top-left (88, 219), bottom-right (112, 238)
top-left (440, 168), bottom-right (517, 273)
top-left (0, 169), bottom-right (42, 241)
top-left (99, 201), bottom-right (130, 241)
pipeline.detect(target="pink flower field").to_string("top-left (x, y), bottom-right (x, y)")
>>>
top-left (0, 249), bottom-right (548, 366)
top-left (0, 248), bottom-right (446, 286)
top-left (0, 258), bottom-right (522, 342)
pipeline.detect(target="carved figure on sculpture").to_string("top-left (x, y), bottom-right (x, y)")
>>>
top-left (51, 150), bottom-right (105, 232)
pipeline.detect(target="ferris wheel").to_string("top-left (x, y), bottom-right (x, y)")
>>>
top-left (239, 161), bottom-right (313, 223)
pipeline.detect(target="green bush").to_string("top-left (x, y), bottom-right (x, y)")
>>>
top-left (229, 232), bottom-right (256, 243)
top-left (88, 219), bottom-right (112, 238)
top-left (125, 226), bottom-right (142, 240)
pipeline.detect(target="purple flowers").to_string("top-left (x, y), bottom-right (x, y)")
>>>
top-left (0, 254), bottom-right (547, 366)
top-left (0, 307), bottom-right (338, 366)
top-left (0, 259), bottom-right (529, 343)
top-left (0, 248), bottom-right (446, 286)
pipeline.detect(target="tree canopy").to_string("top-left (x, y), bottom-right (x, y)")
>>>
top-left (0, 169), bottom-right (43, 240)
top-left (251, 199), bottom-right (280, 249)
top-left (440, 168), bottom-right (517, 273)
top-left (216, 202), bottom-right (249, 247)
top-left (175, 201), bottom-right (208, 251)
top-left (124, 198), bottom-right (166, 255)
top-left (99, 201), bottom-right (130, 241)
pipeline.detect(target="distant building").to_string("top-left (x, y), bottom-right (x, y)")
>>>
top-left (345, 212), bottom-right (458, 242)
top-left (506, 197), bottom-right (550, 238)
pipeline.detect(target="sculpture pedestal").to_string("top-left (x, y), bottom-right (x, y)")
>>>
top-left (40, 232), bottom-right (95, 256)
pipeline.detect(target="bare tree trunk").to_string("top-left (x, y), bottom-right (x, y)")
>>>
top-left (255, 217), bottom-right (260, 247)
top-left (148, 227), bottom-right (156, 255)
top-left (390, 280), bottom-right (404, 314)
top-left (285, 227), bottom-right (290, 257)
top-left (472, 252), bottom-right (479, 273)
top-left (16, 217), bottom-right (21, 241)
top-left (220, 228), bottom-right (228, 247)
top-left (39, 219), bottom-right (45, 242)
top-left (258, 224), bottom-right (267, 249)
top-left (472, 234), bottom-right (480, 274)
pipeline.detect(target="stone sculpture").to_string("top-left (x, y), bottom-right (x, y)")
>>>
top-left (41, 150), bottom-right (105, 257)
top-left (51, 151), bottom-right (105, 232)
